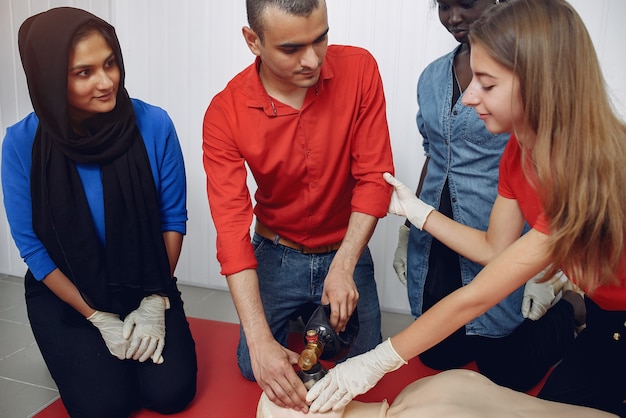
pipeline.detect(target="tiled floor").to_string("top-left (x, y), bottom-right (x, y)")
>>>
top-left (0, 274), bottom-right (413, 417)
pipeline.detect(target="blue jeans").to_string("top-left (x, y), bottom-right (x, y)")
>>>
top-left (237, 233), bottom-right (382, 380)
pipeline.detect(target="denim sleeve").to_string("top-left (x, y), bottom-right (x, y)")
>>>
top-left (416, 79), bottom-right (430, 157)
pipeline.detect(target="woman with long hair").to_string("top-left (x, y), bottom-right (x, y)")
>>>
top-left (392, 0), bottom-right (579, 393)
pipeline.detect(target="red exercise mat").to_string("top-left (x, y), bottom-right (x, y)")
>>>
top-left (34, 317), bottom-right (548, 417)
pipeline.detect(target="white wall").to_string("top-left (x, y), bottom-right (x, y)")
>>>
top-left (1, 1), bottom-right (625, 314)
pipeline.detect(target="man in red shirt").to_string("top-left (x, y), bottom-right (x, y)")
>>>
top-left (202, 0), bottom-right (394, 412)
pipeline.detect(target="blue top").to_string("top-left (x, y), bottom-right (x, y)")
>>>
top-left (407, 46), bottom-right (524, 337)
top-left (2, 99), bottom-right (187, 281)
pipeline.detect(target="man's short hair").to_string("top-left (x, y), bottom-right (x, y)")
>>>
top-left (246, 0), bottom-right (321, 42)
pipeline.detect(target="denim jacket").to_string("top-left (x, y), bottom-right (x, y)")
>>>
top-left (407, 46), bottom-right (525, 337)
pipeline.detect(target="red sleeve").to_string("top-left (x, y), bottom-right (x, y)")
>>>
top-left (348, 49), bottom-right (394, 217)
top-left (497, 137), bottom-right (517, 200)
top-left (203, 95), bottom-right (258, 277)
top-left (497, 136), bottom-right (549, 233)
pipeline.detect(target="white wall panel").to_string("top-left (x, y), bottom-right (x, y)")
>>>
top-left (1, 1), bottom-right (625, 314)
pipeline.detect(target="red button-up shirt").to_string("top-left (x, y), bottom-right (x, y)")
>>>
top-left (203, 45), bottom-right (394, 276)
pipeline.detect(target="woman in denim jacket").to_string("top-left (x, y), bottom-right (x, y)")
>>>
top-left (391, 0), bottom-right (580, 392)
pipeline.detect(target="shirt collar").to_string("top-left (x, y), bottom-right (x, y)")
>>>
top-left (246, 54), bottom-right (334, 116)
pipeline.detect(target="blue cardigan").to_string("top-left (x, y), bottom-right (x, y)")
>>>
top-left (2, 99), bottom-right (187, 280)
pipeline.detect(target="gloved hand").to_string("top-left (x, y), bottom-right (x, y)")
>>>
top-left (122, 295), bottom-right (170, 364)
top-left (393, 225), bottom-right (410, 286)
top-left (384, 173), bottom-right (434, 230)
top-left (521, 269), bottom-right (567, 320)
top-left (307, 339), bottom-right (407, 413)
top-left (87, 310), bottom-right (129, 360)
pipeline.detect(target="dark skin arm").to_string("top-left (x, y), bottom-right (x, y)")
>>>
top-left (405, 157), bottom-right (430, 227)
top-left (43, 269), bottom-right (96, 317)
top-left (163, 231), bottom-right (184, 277)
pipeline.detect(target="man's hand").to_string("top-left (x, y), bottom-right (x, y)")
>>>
top-left (384, 173), bottom-right (434, 230)
top-left (393, 225), bottom-right (410, 286)
top-left (87, 310), bottom-right (129, 360)
top-left (122, 295), bottom-right (169, 364)
top-left (251, 339), bottom-right (309, 413)
top-left (306, 339), bottom-right (407, 412)
top-left (521, 269), bottom-right (567, 320)
top-left (321, 266), bottom-right (359, 333)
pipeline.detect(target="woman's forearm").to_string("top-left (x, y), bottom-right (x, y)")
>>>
top-left (422, 195), bottom-right (525, 266)
top-left (42, 268), bottom-right (96, 317)
top-left (390, 229), bottom-right (551, 361)
top-left (163, 231), bottom-right (183, 277)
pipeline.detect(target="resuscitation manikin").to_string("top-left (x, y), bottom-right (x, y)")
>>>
top-left (296, 304), bottom-right (359, 389)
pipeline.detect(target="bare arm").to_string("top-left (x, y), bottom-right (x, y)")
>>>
top-left (162, 231), bottom-right (183, 277)
top-left (42, 269), bottom-right (96, 318)
top-left (423, 194), bottom-right (525, 266)
top-left (227, 268), bottom-right (308, 412)
top-left (226, 269), bottom-right (275, 359)
top-left (323, 212), bottom-right (378, 331)
top-left (391, 228), bottom-right (550, 361)
top-left (405, 158), bottom-right (429, 228)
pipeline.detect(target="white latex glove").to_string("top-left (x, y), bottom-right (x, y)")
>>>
top-left (384, 173), bottom-right (434, 230)
top-left (122, 295), bottom-right (170, 364)
top-left (307, 339), bottom-right (407, 413)
top-left (87, 310), bottom-right (129, 360)
top-left (393, 225), bottom-right (410, 286)
top-left (521, 269), bottom-right (567, 320)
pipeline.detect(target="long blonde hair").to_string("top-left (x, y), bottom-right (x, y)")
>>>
top-left (470, 0), bottom-right (626, 292)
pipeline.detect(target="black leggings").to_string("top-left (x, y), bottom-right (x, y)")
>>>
top-left (419, 298), bottom-right (577, 393)
top-left (25, 272), bottom-right (198, 418)
top-left (419, 180), bottom-right (577, 392)
top-left (539, 297), bottom-right (626, 417)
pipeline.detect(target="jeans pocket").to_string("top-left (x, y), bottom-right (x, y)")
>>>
top-left (252, 233), bottom-right (267, 255)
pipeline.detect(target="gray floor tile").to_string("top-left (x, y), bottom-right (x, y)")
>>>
top-left (0, 300), bottom-right (30, 325)
top-left (0, 343), bottom-right (56, 390)
top-left (0, 377), bottom-right (58, 418)
top-left (180, 285), bottom-right (239, 323)
top-left (0, 274), bottom-right (25, 285)
top-left (0, 278), bottom-right (26, 315)
top-left (0, 320), bottom-right (35, 360)
top-left (177, 282), bottom-right (214, 306)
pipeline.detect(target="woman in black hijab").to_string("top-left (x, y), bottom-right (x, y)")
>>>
top-left (2, 7), bottom-right (197, 417)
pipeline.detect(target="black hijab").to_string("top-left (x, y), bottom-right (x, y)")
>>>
top-left (18, 7), bottom-right (171, 315)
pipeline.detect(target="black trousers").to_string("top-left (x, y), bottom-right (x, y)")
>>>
top-left (25, 272), bottom-right (198, 418)
top-left (419, 181), bottom-right (577, 392)
top-left (539, 297), bottom-right (626, 417)
top-left (419, 297), bottom-right (577, 393)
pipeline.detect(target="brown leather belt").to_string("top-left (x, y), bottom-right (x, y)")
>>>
top-left (255, 222), bottom-right (342, 254)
